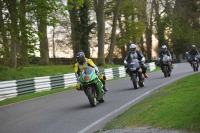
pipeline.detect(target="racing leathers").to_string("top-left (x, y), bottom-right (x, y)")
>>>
top-left (74, 58), bottom-right (108, 92)
top-left (188, 49), bottom-right (199, 66)
top-left (159, 50), bottom-right (173, 71)
top-left (124, 50), bottom-right (148, 78)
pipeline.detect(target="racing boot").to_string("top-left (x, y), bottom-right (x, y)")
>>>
top-left (103, 86), bottom-right (108, 92)
top-left (143, 73), bottom-right (148, 78)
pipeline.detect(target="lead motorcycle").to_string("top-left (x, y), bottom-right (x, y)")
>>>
top-left (159, 53), bottom-right (172, 77)
top-left (190, 55), bottom-right (199, 72)
top-left (79, 66), bottom-right (105, 107)
top-left (127, 58), bottom-right (145, 89)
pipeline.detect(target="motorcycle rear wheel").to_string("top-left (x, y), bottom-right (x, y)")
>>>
top-left (139, 81), bottom-right (144, 87)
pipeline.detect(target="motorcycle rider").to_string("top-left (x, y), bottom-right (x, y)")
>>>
top-left (159, 45), bottom-right (173, 71)
top-left (188, 45), bottom-right (199, 66)
top-left (124, 43), bottom-right (148, 79)
top-left (74, 52), bottom-right (108, 92)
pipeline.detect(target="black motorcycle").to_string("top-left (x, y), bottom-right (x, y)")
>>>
top-left (159, 54), bottom-right (172, 77)
top-left (190, 55), bottom-right (199, 72)
top-left (127, 58), bottom-right (145, 89)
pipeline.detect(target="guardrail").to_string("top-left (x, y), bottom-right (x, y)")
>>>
top-left (0, 62), bottom-right (156, 101)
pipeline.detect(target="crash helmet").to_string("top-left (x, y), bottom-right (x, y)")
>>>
top-left (191, 45), bottom-right (196, 49)
top-left (129, 43), bottom-right (136, 53)
top-left (161, 45), bottom-right (167, 52)
top-left (76, 52), bottom-right (86, 64)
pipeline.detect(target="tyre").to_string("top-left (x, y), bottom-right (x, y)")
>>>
top-left (86, 88), bottom-right (97, 107)
top-left (139, 81), bottom-right (144, 87)
top-left (132, 75), bottom-right (138, 89)
top-left (163, 66), bottom-right (167, 77)
top-left (193, 63), bottom-right (196, 71)
top-left (168, 72), bottom-right (171, 77)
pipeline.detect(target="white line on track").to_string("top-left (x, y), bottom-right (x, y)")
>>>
top-left (78, 71), bottom-right (197, 133)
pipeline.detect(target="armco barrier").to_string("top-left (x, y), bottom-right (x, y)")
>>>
top-left (0, 62), bottom-right (156, 101)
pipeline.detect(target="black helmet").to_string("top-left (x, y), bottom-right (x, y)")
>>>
top-left (129, 43), bottom-right (136, 53)
top-left (161, 45), bottom-right (167, 52)
top-left (191, 45), bottom-right (196, 49)
top-left (76, 52), bottom-right (85, 64)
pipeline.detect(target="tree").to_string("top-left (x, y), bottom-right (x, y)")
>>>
top-left (5, 0), bottom-right (19, 68)
top-left (80, 0), bottom-right (95, 58)
top-left (0, 0), bottom-right (9, 65)
top-left (93, 0), bottom-right (106, 65)
top-left (107, 0), bottom-right (122, 64)
top-left (68, 1), bottom-right (81, 58)
top-left (170, 0), bottom-right (200, 58)
top-left (19, 0), bottom-right (29, 65)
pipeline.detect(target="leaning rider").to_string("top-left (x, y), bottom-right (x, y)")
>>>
top-left (124, 43), bottom-right (148, 79)
top-left (74, 52), bottom-right (108, 92)
top-left (188, 45), bottom-right (199, 67)
top-left (159, 45), bottom-right (173, 71)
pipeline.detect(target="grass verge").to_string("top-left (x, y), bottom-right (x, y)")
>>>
top-left (0, 65), bottom-right (160, 106)
top-left (0, 64), bottom-right (122, 81)
top-left (103, 72), bottom-right (200, 133)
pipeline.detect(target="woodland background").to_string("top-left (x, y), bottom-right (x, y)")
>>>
top-left (0, 0), bottom-right (200, 68)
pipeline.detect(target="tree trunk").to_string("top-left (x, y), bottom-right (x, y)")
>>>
top-left (52, 27), bottom-right (56, 58)
top-left (79, 0), bottom-right (90, 58)
top-left (107, 0), bottom-right (122, 64)
top-left (96, 0), bottom-right (105, 66)
top-left (0, 1), bottom-right (9, 65)
top-left (146, 1), bottom-right (153, 61)
top-left (19, 0), bottom-right (29, 66)
top-left (5, 0), bottom-right (18, 68)
top-left (37, 2), bottom-right (49, 65)
top-left (68, 1), bottom-right (81, 59)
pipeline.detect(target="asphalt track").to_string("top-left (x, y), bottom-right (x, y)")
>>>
top-left (0, 62), bottom-right (197, 133)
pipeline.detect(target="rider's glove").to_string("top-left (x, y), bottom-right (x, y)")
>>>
top-left (96, 71), bottom-right (101, 76)
top-left (140, 60), bottom-right (145, 65)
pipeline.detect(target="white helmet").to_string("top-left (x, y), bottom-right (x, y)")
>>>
top-left (129, 43), bottom-right (136, 53)
top-left (161, 45), bottom-right (167, 52)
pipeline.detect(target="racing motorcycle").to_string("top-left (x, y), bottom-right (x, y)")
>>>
top-left (159, 54), bottom-right (172, 77)
top-left (79, 66), bottom-right (105, 107)
top-left (190, 55), bottom-right (199, 72)
top-left (127, 58), bottom-right (145, 89)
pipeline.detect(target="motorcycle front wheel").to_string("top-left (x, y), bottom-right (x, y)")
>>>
top-left (132, 75), bottom-right (138, 89)
top-left (86, 88), bottom-right (97, 107)
top-left (162, 66), bottom-right (168, 77)
top-left (192, 63), bottom-right (197, 71)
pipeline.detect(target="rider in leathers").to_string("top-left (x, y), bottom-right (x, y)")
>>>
top-left (159, 45), bottom-right (173, 72)
top-left (188, 45), bottom-right (199, 66)
top-left (124, 43), bottom-right (148, 79)
top-left (74, 52), bottom-right (108, 92)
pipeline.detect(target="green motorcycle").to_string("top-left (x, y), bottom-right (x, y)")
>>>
top-left (79, 66), bottom-right (105, 107)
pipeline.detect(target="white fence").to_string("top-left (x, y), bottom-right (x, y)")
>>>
top-left (0, 62), bottom-right (156, 101)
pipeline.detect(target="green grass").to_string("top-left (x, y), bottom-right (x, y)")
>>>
top-left (0, 64), bottom-right (122, 81)
top-left (0, 65), bottom-right (159, 106)
top-left (103, 72), bottom-right (200, 133)
top-left (0, 64), bottom-right (123, 106)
